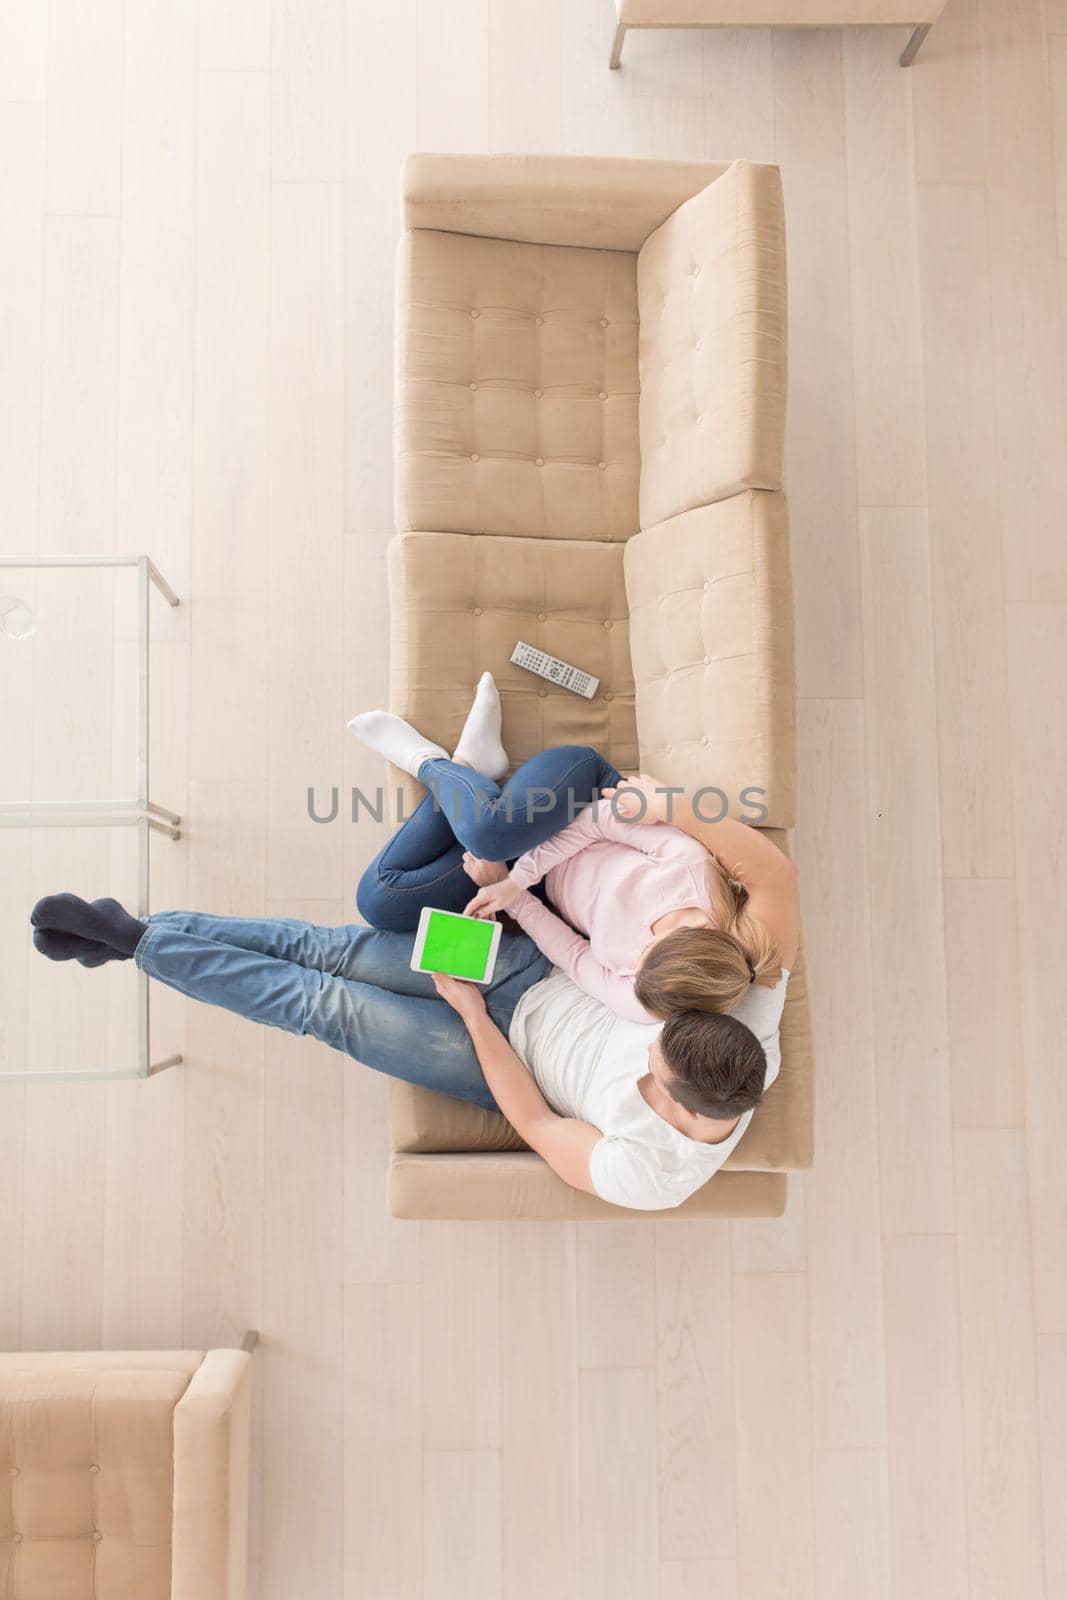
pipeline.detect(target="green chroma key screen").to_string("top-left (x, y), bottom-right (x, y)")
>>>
top-left (417, 910), bottom-right (497, 980)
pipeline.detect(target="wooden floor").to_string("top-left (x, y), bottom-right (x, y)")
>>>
top-left (1, 0), bottom-right (1066, 1595)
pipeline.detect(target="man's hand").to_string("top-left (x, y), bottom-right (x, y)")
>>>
top-left (462, 851), bottom-right (509, 888)
top-left (432, 971), bottom-right (488, 1025)
top-left (601, 773), bottom-right (670, 824)
top-left (465, 877), bottom-right (523, 919)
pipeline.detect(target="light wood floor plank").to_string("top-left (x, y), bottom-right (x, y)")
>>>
top-left (656, 1222), bottom-right (736, 1562)
top-left (916, 181), bottom-right (1015, 878)
top-left (424, 1449), bottom-right (501, 1600)
top-left (632, 95), bottom-right (704, 160)
top-left (943, 878), bottom-right (1025, 1129)
top-left (489, 0), bottom-right (562, 154)
top-left (733, 1272), bottom-right (815, 1599)
top-left (1005, 602), bottom-right (1067, 1332)
top-left (0, 104), bottom-right (44, 543)
top-left (980, 0), bottom-right (1067, 598)
top-left (860, 512), bottom-right (955, 1234)
top-left (267, 179), bottom-right (345, 901)
top-left (911, 0), bottom-right (985, 183)
top-left (37, 216), bottom-right (120, 553)
top-left (813, 1448), bottom-right (892, 1600)
top-left (1037, 1333), bottom-right (1067, 1599)
top-left (344, 1283), bottom-right (422, 1600)
top-left (578, 1222), bottom-right (656, 1369)
top-left (842, 29), bottom-right (927, 507)
top-left (731, 1171), bottom-right (806, 1275)
top-left (271, 0), bottom-right (345, 182)
top-left (881, 1235), bottom-right (969, 1600)
top-left (561, 0), bottom-right (635, 156)
top-left (580, 1368), bottom-right (659, 1600)
top-left (0, 0), bottom-right (47, 99)
top-left (415, 0), bottom-right (490, 152)
top-left (1051, 34), bottom-right (1067, 257)
top-left (501, 1224), bottom-right (580, 1600)
top-left (190, 69), bottom-right (270, 783)
top-left (116, 0), bottom-right (196, 639)
top-left (955, 1129), bottom-right (1046, 1598)
top-left (773, 30), bottom-right (863, 699)
top-left (20, 1081), bottom-right (106, 1348)
top-left (261, 899), bottom-right (345, 1600)
top-left (661, 1559), bottom-right (738, 1600)
top-left (797, 699), bottom-right (887, 1450)
top-left (198, 0), bottom-right (269, 70)
top-left (622, 26), bottom-right (704, 99)
top-left (44, 0), bottom-right (122, 218)
top-left (702, 28), bottom-right (775, 162)
top-left (421, 1222), bottom-right (501, 1450)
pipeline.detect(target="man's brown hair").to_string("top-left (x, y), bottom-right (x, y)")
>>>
top-left (658, 1009), bottom-right (767, 1119)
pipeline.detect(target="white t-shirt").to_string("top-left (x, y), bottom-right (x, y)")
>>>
top-left (508, 968), bottom-right (788, 1212)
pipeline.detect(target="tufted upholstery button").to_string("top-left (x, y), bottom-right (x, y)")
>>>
top-left (88, 1464), bottom-right (101, 1475)
top-left (704, 580), bottom-right (710, 590)
top-left (703, 655), bottom-right (710, 665)
top-left (473, 607), bottom-right (483, 616)
top-left (600, 318), bottom-right (609, 328)
top-left (9, 1466), bottom-right (19, 1477)
top-left (692, 265), bottom-right (701, 276)
top-left (93, 1531), bottom-right (103, 1542)
top-left (537, 612), bottom-right (546, 622)
top-left (535, 457), bottom-right (544, 467)
top-left (695, 339), bottom-right (702, 350)
top-left (598, 461), bottom-right (606, 470)
top-left (702, 735), bottom-right (709, 745)
top-left (12, 1533), bottom-right (22, 1544)
top-left (535, 316), bottom-right (544, 326)
top-left (696, 415), bottom-right (703, 425)
top-left (469, 309), bottom-right (480, 318)
top-left (538, 689), bottom-right (548, 699)
top-left (469, 382), bottom-right (478, 391)
top-left (603, 620), bottom-right (612, 630)
top-left (598, 391), bottom-right (607, 400)
top-left (469, 453), bottom-right (479, 462)
top-left (534, 389), bottom-right (543, 398)
top-left (604, 692), bottom-right (615, 703)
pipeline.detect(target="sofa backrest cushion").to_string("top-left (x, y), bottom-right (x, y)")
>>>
top-left (0, 1354), bottom-right (202, 1600)
top-left (396, 230), bottom-right (640, 542)
top-left (624, 490), bottom-right (796, 829)
top-left (637, 160), bottom-right (787, 528)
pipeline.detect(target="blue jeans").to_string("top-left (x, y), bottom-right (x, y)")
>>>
top-left (356, 744), bottom-right (623, 932)
top-left (135, 911), bottom-right (551, 1110)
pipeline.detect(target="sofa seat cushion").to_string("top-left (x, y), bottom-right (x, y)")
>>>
top-left (624, 489), bottom-right (796, 828)
top-left (396, 230), bottom-right (640, 541)
top-left (637, 159), bottom-right (787, 528)
top-left (0, 1355), bottom-right (202, 1600)
top-left (388, 830), bottom-right (813, 1174)
top-left (387, 531), bottom-right (640, 811)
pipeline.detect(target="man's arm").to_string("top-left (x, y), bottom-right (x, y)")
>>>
top-left (432, 974), bottom-right (602, 1195)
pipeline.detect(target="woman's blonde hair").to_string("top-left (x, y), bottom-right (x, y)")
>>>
top-left (634, 857), bottom-right (781, 1019)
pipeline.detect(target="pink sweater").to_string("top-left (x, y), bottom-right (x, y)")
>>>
top-left (506, 800), bottom-right (716, 1022)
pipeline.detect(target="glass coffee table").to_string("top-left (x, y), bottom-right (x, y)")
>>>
top-left (0, 554), bottom-right (183, 1081)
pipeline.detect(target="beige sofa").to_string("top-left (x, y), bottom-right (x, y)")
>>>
top-left (386, 152), bottom-right (813, 1220)
top-left (0, 1346), bottom-right (253, 1600)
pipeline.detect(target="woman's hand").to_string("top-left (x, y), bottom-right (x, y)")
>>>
top-left (465, 877), bottom-right (523, 919)
top-left (432, 971), bottom-right (488, 1025)
top-left (462, 851), bottom-right (510, 888)
top-left (601, 773), bottom-right (670, 824)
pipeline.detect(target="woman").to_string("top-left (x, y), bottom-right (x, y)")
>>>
top-left (350, 676), bottom-right (799, 1023)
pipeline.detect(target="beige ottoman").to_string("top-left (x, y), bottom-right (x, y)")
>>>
top-left (610, 0), bottom-right (948, 69)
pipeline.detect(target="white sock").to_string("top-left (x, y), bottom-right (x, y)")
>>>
top-left (346, 710), bottom-right (449, 779)
top-left (452, 671), bottom-right (508, 781)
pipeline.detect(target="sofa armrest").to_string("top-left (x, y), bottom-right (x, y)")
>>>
top-left (171, 1349), bottom-right (254, 1600)
top-left (401, 152), bottom-right (730, 251)
top-left (389, 1151), bottom-right (787, 1220)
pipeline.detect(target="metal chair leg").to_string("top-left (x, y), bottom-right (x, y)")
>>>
top-left (609, 21), bottom-right (626, 69)
top-left (900, 22), bottom-right (931, 66)
top-left (241, 1330), bottom-right (260, 1355)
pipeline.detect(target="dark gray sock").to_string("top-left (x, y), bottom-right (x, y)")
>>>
top-left (30, 892), bottom-right (147, 957)
top-left (32, 927), bottom-right (116, 968)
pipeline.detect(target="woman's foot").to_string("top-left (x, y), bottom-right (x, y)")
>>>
top-left (452, 672), bottom-right (508, 781)
top-left (30, 892), bottom-right (146, 957)
top-left (346, 710), bottom-right (449, 778)
top-left (32, 927), bottom-right (116, 968)
top-left (461, 851), bottom-right (510, 888)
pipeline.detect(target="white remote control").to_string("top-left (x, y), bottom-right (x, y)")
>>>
top-left (510, 641), bottom-right (600, 699)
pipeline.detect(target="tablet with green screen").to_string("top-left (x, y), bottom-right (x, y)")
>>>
top-left (410, 906), bottom-right (502, 985)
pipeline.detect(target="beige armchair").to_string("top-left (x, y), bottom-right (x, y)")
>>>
top-left (609, 0), bottom-right (949, 70)
top-left (0, 1341), bottom-right (254, 1600)
top-left (386, 152), bottom-right (813, 1221)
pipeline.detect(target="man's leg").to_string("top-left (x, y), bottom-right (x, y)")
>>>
top-left (134, 919), bottom-right (544, 1108)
